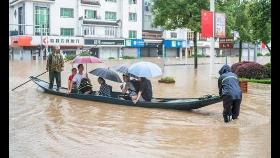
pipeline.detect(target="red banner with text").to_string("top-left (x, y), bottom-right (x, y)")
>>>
top-left (201, 10), bottom-right (213, 38)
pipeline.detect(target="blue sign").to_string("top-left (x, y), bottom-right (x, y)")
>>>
top-left (125, 39), bottom-right (144, 47)
top-left (164, 40), bottom-right (186, 48)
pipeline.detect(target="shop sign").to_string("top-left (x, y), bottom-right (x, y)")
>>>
top-left (125, 39), bottom-right (144, 47)
top-left (44, 36), bottom-right (83, 46)
top-left (84, 39), bottom-right (124, 46)
top-left (219, 37), bottom-right (233, 48)
top-left (164, 40), bottom-right (184, 48)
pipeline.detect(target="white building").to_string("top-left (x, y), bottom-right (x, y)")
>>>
top-left (9, 0), bottom-right (143, 60)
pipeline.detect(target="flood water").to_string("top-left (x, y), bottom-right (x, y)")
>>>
top-left (9, 57), bottom-right (271, 158)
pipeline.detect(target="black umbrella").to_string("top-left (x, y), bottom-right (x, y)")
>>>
top-left (110, 64), bottom-right (139, 78)
top-left (111, 64), bottom-right (129, 74)
top-left (89, 68), bottom-right (123, 83)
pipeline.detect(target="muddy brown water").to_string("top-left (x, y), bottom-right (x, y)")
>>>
top-left (9, 57), bottom-right (270, 158)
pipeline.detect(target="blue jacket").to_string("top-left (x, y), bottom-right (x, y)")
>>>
top-left (218, 65), bottom-right (242, 99)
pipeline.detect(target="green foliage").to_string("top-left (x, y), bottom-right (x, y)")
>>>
top-left (265, 53), bottom-right (271, 56)
top-left (248, 0), bottom-right (271, 49)
top-left (257, 52), bottom-right (263, 56)
top-left (152, 0), bottom-right (208, 32)
top-left (240, 78), bottom-right (271, 84)
top-left (64, 54), bottom-right (76, 62)
top-left (80, 51), bottom-right (91, 56)
top-left (158, 76), bottom-right (176, 83)
top-left (122, 56), bottom-right (136, 59)
top-left (108, 57), bottom-right (115, 59)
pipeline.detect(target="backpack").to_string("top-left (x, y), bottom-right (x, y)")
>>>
top-left (78, 78), bottom-right (92, 94)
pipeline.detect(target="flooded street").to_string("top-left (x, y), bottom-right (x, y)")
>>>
top-left (9, 57), bottom-right (270, 158)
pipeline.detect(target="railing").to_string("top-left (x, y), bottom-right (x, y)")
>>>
top-left (142, 32), bottom-right (163, 39)
top-left (10, 0), bottom-right (55, 5)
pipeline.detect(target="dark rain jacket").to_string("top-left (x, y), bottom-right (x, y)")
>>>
top-left (218, 65), bottom-right (242, 99)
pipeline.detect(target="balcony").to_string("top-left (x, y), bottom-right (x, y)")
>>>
top-left (10, 0), bottom-right (55, 6)
top-left (81, 0), bottom-right (100, 6)
top-left (142, 30), bottom-right (163, 39)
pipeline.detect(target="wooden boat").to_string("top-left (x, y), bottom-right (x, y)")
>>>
top-left (30, 76), bottom-right (222, 110)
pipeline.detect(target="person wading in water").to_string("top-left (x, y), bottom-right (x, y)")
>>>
top-left (218, 64), bottom-right (242, 123)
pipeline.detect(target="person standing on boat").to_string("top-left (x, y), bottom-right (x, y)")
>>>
top-left (46, 45), bottom-right (64, 91)
top-left (218, 64), bottom-right (242, 123)
top-left (133, 77), bottom-right (152, 104)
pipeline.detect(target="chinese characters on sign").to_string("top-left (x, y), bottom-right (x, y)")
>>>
top-left (42, 36), bottom-right (82, 46)
top-left (219, 38), bottom-right (233, 48)
top-left (215, 12), bottom-right (226, 38)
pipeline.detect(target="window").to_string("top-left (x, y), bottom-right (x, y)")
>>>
top-left (105, 0), bottom-right (116, 2)
top-left (83, 26), bottom-right (95, 36)
top-left (144, 1), bottom-right (151, 11)
top-left (85, 9), bottom-right (97, 19)
top-left (129, 12), bottom-right (137, 22)
top-left (105, 11), bottom-right (116, 21)
top-left (171, 32), bottom-right (177, 38)
top-left (34, 6), bottom-right (49, 35)
top-left (105, 27), bottom-right (116, 37)
top-left (60, 28), bottom-right (74, 36)
top-left (18, 6), bottom-right (25, 35)
top-left (129, 30), bottom-right (137, 38)
top-left (60, 8), bottom-right (74, 18)
top-left (129, 0), bottom-right (137, 4)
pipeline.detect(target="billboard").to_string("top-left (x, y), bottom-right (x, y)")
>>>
top-left (215, 12), bottom-right (226, 38)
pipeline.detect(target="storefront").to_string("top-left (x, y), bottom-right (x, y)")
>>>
top-left (163, 40), bottom-right (186, 57)
top-left (10, 35), bottom-right (41, 60)
top-left (124, 39), bottom-right (144, 58)
top-left (141, 39), bottom-right (163, 57)
top-left (84, 39), bottom-right (124, 59)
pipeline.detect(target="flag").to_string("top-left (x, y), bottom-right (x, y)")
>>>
top-left (261, 42), bottom-right (266, 49)
top-left (201, 10), bottom-right (213, 37)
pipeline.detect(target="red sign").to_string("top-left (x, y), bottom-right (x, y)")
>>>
top-left (201, 10), bottom-right (213, 38)
top-left (11, 36), bottom-right (32, 47)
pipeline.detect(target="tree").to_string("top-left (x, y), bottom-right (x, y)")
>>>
top-left (151, 0), bottom-right (209, 69)
top-left (248, 0), bottom-right (271, 54)
top-left (216, 0), bottom-right (253, 62)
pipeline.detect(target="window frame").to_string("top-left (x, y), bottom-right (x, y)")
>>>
top-left (60, 28), bottom-right (74, 36)
top-left (84, 9), bottom-right (97, 19)
top-left (60, 8), bottom-right (74, 18)
top-left (105, 11), bottom-right (117, 21)
top-left (128, 12), bottom-right (137, 22)
top-left (129, 30), bottom-right (137, 39)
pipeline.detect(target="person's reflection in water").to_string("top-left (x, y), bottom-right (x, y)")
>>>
top-left (44, 96), bottom-right (65, 140)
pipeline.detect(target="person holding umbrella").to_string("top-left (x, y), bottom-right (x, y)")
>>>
top-left (128, 61), bottom-right (162, 104)
top-left (132, 77), bottom-right (152, 104)
top-left (68, 64), bottom-right (92, 94)
top-left (46, 45), bottom-right (64, 91)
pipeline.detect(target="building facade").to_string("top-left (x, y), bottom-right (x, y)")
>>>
top-left (9, 0), bottom-right (143, 60)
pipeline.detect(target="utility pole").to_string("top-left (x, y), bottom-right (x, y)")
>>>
top-left (210, 0), bottom-right (215, 75)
